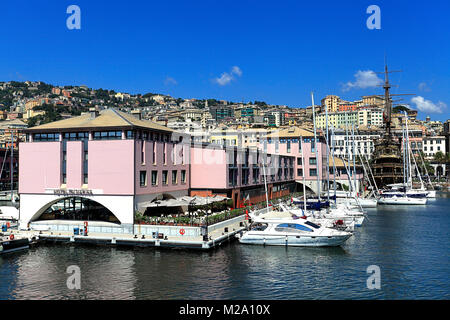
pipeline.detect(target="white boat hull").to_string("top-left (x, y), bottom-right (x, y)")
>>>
top-left (335, 198), bottom-right (377, 208)
top-left (238, 233), bottom-right (352, 247)
top-left (378, 197), bottom-right (427, 205)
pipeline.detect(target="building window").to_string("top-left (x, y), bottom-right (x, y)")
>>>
top-left (253, 168), bottom-right (259, 183)
top-left (63, 132), bottom-right (89, 141)
top-left (297, 157), bottom-right (302, 166)
top-left (140, 171), bottom-right (147, 187)
top-left (297, 168), bottom-right (303, 176)
top-left (93, 131), bottom-right (122, 140)
top-left (310, 168), bottom-right (317, 176)
top-left (83, 173), bottom-right (88, 184)
top-left (162, 170), bottom-right (168, 185)
top-left (33, 133), bottom-right (60, 142)
top-left (287, 140), bottom-right (291, 153)
top-left (141, 141), bottom-right (145, 164)
top-left (126, 130), bottom-right (135, 139)
top-left (181, 170), bottom-right (186, 184)
top-left (172, 170), bottom-right (177, 184)
top-left (151, 171), bottom-right (158, 186)
top-left (62, 174), bottom-right (67, 184)
top-left (309, 157), bottom-right (317, 165)
top-left (163, 143), bottom-right (167, 164)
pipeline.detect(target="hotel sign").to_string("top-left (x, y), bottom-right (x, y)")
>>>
top-left (53, 189), bottom-right (94, 196)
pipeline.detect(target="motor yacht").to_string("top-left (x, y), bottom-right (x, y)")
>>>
top-left (378, 195), bottom-right (427, 205)
top-left (236, 216), bottom-right (352, 247)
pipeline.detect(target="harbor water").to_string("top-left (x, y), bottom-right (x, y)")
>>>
top-left (1, 193), bottom-right (449, 300)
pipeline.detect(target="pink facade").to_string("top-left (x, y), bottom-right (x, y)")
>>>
top-left (262, 136), bottom-right (363, 187)
top-left (264, 138), bottom-right (327, 181)
top-left (189, 144), bottom-right (295, 189)
top-left (134, 139), bottom-right (189, 195)
top-left (66, 141), bottom-right (83, 189)
top-left (19, 142), bottom-right (62, 194)
top-left (190, 147), bottom-right (227, 189)
top-left (19, 132), bottom-right (189, 197)
top-left (88, 140), bottom-right (135, 194)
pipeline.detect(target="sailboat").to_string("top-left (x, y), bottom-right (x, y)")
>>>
top-left (293, 94), bottom-right (366, 226)
top-left (379, 119), bottom-right (427, 205)
top-left (236, 93), bottom-right (353, 246)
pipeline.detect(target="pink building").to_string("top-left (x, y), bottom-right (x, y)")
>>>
top-left (262, 127), bottom-right (364, 194)
top-left (190, 143), bottom-right (296, 208)
top-left (19, 108), bottom-right (189, 228)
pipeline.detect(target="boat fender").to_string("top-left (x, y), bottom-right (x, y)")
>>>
top-left (9, 234), bottom-right (14, 240)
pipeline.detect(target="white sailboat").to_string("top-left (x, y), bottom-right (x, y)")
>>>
top-left (237, 93), bottom-right (353, 247)
top-left (379, 122), bottom-right (427, 205)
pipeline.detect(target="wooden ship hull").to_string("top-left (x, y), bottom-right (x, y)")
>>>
top-left (372, 135), bottom-right (404, 188)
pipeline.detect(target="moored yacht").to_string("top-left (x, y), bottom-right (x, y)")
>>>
top-left (236, 216), bottom-right (352, 247)
top-left (378, 195), bottom-right (427, 205)
top-left (0, 235), bottom-right (29, 255)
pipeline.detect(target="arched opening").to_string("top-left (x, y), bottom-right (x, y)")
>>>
top-left (436, 165), bottom-right (443, 177)
top-left (35, 197), bottom-right (120, 224)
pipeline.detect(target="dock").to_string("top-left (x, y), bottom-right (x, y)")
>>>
top-left (6, 214), bottom-right (250, 250)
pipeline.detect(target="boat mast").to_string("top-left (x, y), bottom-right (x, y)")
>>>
top-left (344, 113), bottom-right (353, 197)
top-left (352, 124), bottom-right (358, 197)
top-left (325, 100), bottom-right (330, 205)
top-left (402, 126), bottom-right (407, 191)
top-left (262, 154), bottom-right (270, 211)
top-left (10, 130), bottom-right (14, 203)
top-left (417, 148), bottom-right (433, 189)
top-left (355, 127), bottom-right (380, 197)
top-left (405, 114), bottom-right (413, 188)
top-left (330, 126), bottom-right (338, 203)
top-left (300, 135), bottom-right (307, 212)
top-left (311, 92), bottom-right (321, 201)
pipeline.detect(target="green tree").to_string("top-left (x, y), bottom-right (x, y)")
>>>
top-left (433, 151), bottom-right (445, 164)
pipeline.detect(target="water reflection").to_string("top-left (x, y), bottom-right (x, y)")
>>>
top-left (1, 193), bottom-right (449, 299)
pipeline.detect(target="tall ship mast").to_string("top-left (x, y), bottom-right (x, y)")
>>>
top-left (371, 64), bottom-right (412, 188)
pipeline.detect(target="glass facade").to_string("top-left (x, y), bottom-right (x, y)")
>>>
top-left (93, 131), bottom-right (122, 140)
top-left (33, 133), bottom-right (60, 141)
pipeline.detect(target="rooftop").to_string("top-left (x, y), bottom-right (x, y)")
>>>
top-left (265, 127), bottom-right (315, 138)
top-left (25, 108), bottom-right (173, 133)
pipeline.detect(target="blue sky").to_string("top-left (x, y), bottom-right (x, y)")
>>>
top-left (1, 0), bottom-right (449, 121)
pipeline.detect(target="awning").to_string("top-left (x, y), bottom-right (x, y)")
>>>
top-left (138, 195), bottom-right (229, 209)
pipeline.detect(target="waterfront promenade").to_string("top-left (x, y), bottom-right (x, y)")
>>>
top-left (6, 214), bottom-right (249, 250)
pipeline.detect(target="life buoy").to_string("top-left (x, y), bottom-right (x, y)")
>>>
top-left (9, 234), bottom-right (14, 240)
top-left (179, 229), bottom-right (185, 235)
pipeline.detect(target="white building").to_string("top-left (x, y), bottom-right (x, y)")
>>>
top-left (423, 136), bottom-right (446, 159)
top-left (358, 108), bottom-right (384, 127)
top-left (330, 127), bottom-right (381, 160)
